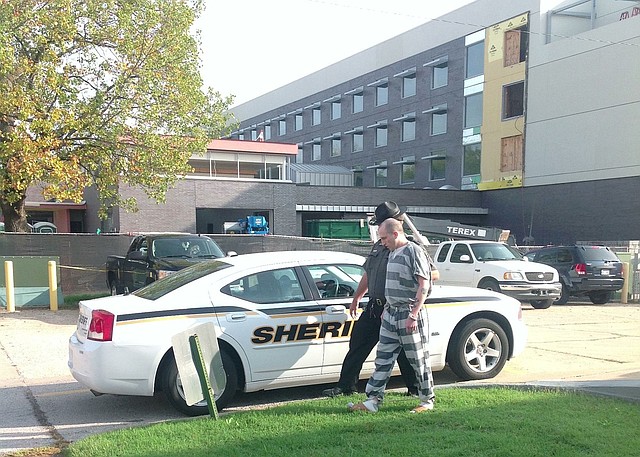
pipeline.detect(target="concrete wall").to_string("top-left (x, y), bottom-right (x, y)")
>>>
top-left (525, 10), bottom-right (640, 186)
top-left (115, 178), bottom-right (486, 236)
top-left (481, 176), bottom-right (640, 244)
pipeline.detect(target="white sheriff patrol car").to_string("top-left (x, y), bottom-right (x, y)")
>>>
top-left (68, 251), bottom-right (527, 416)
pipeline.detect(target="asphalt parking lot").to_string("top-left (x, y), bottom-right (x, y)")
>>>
top-left (1, 301), bottom-right (639, 455)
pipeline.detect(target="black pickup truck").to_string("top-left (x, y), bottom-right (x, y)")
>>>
top-left (106, 233), bottom-right (231, 295)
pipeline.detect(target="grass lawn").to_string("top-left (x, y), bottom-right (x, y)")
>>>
top-left (59, 386), bottom-right (639, 457)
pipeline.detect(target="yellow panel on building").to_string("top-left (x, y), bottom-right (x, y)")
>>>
top-left (477, 175), bottom-right (523, 190)
top-left (479, 12), bottom-right (529, 190)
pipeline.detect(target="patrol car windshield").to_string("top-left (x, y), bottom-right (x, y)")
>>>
top-left (133, 260), bottom-right (232, 300)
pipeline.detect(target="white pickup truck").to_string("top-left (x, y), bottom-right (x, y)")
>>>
top-left (433, 240), bottom-right (562, 309)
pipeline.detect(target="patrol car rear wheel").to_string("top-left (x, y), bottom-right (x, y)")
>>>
top-left (162, 348), bottom-right (238, 416)
top-left (448, 318), bottom-right (509, 381)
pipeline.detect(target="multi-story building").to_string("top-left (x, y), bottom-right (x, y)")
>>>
top-left (229, 1), bottom-right (536, 191)
top-left (222, 0), bottom-right (639, 244)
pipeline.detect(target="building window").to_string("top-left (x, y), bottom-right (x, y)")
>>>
top-left (238, 133), bottom-right (244, 140)
top-left (353, 170), bottom-right (363, 187)
top-left (402, 118), bottom-right (415, 142)
top-left (279, 119), bottom-right (286, 136)
top-left (503, 81), bottom-right (524, 120)
top-left (352, 132), bottom-right (363, 152)
top-left (374, 161), bottom-right (387, 187)
top-left (432, 59), bottom-right (448, 89)
top-left (261, 162), bottom-right (282, 180)
top-left (463, 143), bottom-right (481, 176)
top-left (352, 92), bottom-right (363, 113)
top-left (466, 41), bottom-right (484, 79)
top-left (264, 124), bottom-right (271, 140)
top-left (501, 135), bottom-right (523, 172)
top-left (312, 107), bottom-right (321, 125)
top-left (400, 156), bottom-right (415, 184)
top-left (464, 93), bottom-right (483, 128)
top-left (504, 24), bottom-right (529, 66)
top-left (376, 83), bottom-right (388, 106)
top-left (402, 73), bottom-right (416, 98)
top-left (295, 113), bottom-right (303, 131)
top-left (331, 137), bottom-right (341, 157)
top-left (375, 125), bottom-right (387, 147)
top-left (431, 105), bottom-right (447, 135)
top-left (312, 142), bottom-right (321, 161)
top-left (331, 100), bottom-right (341, 120)
top-left (430, 157), bottom-right (446, 180)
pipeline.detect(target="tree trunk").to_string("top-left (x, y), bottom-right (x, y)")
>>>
top-left (0, 196), bottom-right (31, 232)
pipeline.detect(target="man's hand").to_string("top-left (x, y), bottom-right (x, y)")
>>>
top-left (349, 300), bottom-right (359, 319)
top-left (406, 314), bottom-right (418, 332)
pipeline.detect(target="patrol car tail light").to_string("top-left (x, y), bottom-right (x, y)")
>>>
top-left (574, 263), bottom-right (587, 276)
top-left (88, 310), bottom-right (115, 342)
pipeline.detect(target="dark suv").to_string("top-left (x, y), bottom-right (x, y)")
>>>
top-left (524, 245), bottom-right (624, 304)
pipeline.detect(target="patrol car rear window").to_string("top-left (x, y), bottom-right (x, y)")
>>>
top-left (133, 260), bottom-right (232, 300)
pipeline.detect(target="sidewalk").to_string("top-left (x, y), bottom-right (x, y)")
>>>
top-left (1, 303), bottom-right (639, 456)
top-left (530, 378), bottom-right (640, 403)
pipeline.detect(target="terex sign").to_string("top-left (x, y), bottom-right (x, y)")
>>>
top-left (447, 226), bottom-right (488, 239)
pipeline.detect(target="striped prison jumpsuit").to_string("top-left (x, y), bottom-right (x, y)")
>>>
top-left (364, 242), bottom-right (435, 405)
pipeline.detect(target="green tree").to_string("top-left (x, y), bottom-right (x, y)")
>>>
top-left (0, 0), bottom-right (234, 232)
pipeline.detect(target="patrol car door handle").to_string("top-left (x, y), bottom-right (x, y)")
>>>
top-left (325, 305), bottom-right (346, 314)
top-left (227, 312), bottom-right (247, 322)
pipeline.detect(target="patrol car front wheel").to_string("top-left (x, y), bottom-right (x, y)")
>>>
top-left (448, 318), bottom-right (509, 381)
top-left (162, 348), bottom-right (238, 416)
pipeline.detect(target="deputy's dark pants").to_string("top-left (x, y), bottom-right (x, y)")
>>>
top-left (335, 304), bottom-right (417, 391)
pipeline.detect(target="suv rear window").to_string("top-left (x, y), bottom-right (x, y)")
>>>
top-left (577, 246), bottom-right (619, 261)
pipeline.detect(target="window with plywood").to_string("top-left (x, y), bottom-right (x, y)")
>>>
top-left (501, 135), bottom-right (523, 172)
top-left (504, 24), bottom-right (528, 66)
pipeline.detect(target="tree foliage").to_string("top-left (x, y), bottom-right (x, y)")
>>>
top-left (0, 0), bottom-right (235, 232)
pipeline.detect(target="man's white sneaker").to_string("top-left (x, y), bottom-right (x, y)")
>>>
top-left (410, 401), bottom-right (434, 413)
top-left (348, 399), bottom-right (379, 413)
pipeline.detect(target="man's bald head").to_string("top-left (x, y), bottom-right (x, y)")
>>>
top-left (379, 218), bottom-right (403, 235)
top-left (378, 218), bottom-right (407, 251)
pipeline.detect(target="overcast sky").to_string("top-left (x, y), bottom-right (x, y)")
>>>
top-left (195, 0), bottom-right (474, 106)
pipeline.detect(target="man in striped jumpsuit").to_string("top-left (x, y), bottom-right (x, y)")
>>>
top-left (348, 217), bottom-right (435, 413)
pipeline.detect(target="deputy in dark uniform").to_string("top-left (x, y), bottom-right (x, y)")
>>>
top-left (323, 202), bottom-right (418, 397)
